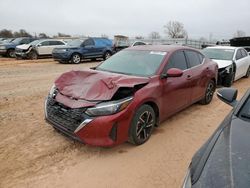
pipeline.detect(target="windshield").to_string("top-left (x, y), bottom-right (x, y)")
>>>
top-left (11, 38), bottom-right (24, 44)
top-left (29, 40), bottom-right (40, 45)
top-left (202, 48), bottom-right (234, 60)
top-left (1, 38), bottom-right (14, 43)
top-left (96, 50), bottom-right (166, 76)
top-left (66, 39), bottom-right (84, 47)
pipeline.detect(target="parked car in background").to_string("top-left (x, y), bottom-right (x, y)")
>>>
top-left (113, 35), bottom-right (130, 52)
top-left (183, 87), bottom-right (250, 188)
top-left (0, 38), bottom-right (15, 44)
top-left (131, 41), bottom-right (147, 46)
top-left (243, 46), bottom-right (250, 55)
top-left (15, 39), bottom-right (66, 59)
top-left (0, 37), bottom-right (35, 57)
top-left (52, 37), bottom-right (113, 64)
top-left (45, 45), bottom-right (218, 147)
top-left (202, 46), bottom-right (250, 87)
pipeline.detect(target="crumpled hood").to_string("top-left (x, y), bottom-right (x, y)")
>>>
top-left (55, 69), bottom-right (149, 101)
top-left (16, 44), bottom-right (31, 50)
top-left (212, 59), bottom-right (232, 69)
top-left (192, 117), bottom-right (250, 187)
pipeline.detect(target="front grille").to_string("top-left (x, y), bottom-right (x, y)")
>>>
top-left (46, 97), bottom-right (86, 132)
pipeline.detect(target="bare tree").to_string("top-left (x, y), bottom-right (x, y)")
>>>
top-left (0, 29), bottom-right (13, 38)
top-left (149, 31), bottom-right (161, 39)
top-left (164, 21), bottom-right (187, 38)
top-left (135, 36), bottom-right (144, 40)
top-left (38, 33), bottom-right (50, 38)
top-left (13, 29), bottom-right (32, 37)
top-left (56, 33), bottom-right (71, 37)
top-left (234, 30), bottom-right (246, 38)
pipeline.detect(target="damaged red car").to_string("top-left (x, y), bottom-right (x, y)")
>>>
top-left (45, 45), bottom-right (218, 147)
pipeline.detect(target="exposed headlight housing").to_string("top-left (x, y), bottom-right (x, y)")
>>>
top-left (49, 84), bottom-right (57, 97)
top-left (224, 64), bottom-right (233, 73)
top-left (85, 97), bottom-right (133, 116)
top-left (182, 167), bottom-right (192, 188)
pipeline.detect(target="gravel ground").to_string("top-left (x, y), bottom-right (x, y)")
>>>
top-left (0, 58), bottom-right (249, 188)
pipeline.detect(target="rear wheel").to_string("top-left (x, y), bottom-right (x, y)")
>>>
top-left (103, 51), bottom-right (111, 60)
top-left (28, 51), bottom-right (38, 59)
top-left (71, 53), bottom-right (81, 64)
top-left (7, 49), bottom-right (15, 58)
top-left (128, 105), bottom-right (156, 145)
top-left (200, 80), bottom-right (215, 105)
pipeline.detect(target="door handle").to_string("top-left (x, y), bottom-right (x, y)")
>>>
top-left (187, 75), bottom-right (192, 80)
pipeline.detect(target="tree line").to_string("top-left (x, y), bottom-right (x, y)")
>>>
top-left (0, 29), bottom-right (71, 38)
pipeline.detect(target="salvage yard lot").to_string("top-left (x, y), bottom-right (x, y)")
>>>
top-left (0, 58), bottom-right (249, 188)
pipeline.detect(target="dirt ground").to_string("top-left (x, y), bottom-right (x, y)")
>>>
top-left (0, 57), bottom-right (249, 188)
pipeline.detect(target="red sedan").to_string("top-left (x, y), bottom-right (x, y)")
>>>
top-left (45, 45), bottom-right (218, 147)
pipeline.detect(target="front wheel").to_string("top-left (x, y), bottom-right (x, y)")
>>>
top-left (71, 53), bottom-right (81, 64)
top-left (103, 51), bottom-right (111, 60)
top-left (28, 51), bottom-right (38, 59)
top-left (7, 49), bottom-right (15, 58)
top-left (128, 105), bottom-right (156, 145)
top-left (200, 80), bottom-right (215, 105)
top-left (224, 71), bottom-right (235, 87)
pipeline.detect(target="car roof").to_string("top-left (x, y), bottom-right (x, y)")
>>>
top-left (125, 44), bottom-right (196, 52)
top-left (34, 38), bottom-right (65, 43)
top-left (206, 46), bottom-right (240, 50)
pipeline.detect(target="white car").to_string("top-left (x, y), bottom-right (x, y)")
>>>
top-left (131, 41), bottom-right (148, 46)
top-left (15, 39), bottom-right (66, 59)
top-left (202, 46), bottom-right (250, 86)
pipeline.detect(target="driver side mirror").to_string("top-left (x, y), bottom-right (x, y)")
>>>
top-left (161, 68), bottom-right (183, 79)
top-left (217, 88), bottom-right (238, 107)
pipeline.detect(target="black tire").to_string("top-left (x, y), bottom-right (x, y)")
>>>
top-left (71, 53), bottom-right (81, 64)
top-left (7, 49), bottom-right (16, 58)
top-left (244, 66), bottom-right (250, 78)
top-left (200, 80), bottom-right (215, 105)
top-left (224, 71), bottom-right (235, 87)
top-left (103, 51), bottom-right (111, 60)
top-left (128, 105), bottom-right (156, 145)
top-left (28, 50), bottom-right (38, 60)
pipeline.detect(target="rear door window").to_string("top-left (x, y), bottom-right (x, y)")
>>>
top-left (240, 49), bottom-right (248, 58)
top-left (40, 41), bottom-right (50, 46)
top-left (83, 39), bottom-right (94, 46)
top-left (236, 49), bottom-right (243, 60)
top-left (185, 50), bottom-right (201, 68)
top-left (49, 41), bottom-right (65, 45)
top-left (164, 51), bottom-right (188, 71)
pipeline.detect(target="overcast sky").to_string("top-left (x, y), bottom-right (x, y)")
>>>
top-left (0, 0), bottom-right (249, 40)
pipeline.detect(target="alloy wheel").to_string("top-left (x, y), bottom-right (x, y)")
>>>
top-left (136, 111), bottom-right (154, 142)
top-left (72, 54), bottom-right (81, 64)
top-left (105, 52), bottom-right (111, 60)
top-left (205, 81), bottom-right (215, 103)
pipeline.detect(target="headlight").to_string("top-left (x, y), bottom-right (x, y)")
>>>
top-left (85, 97), bottom-right (133, 116)
top-left (0, 46), bottom-right (6, 50)
top-left (182, 167), bottom-right (192, 188)
top-left (49, 84), bottom-right (57, 97)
